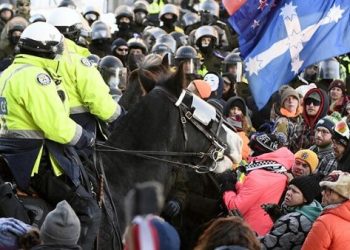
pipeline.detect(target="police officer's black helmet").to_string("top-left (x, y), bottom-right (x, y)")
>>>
top-left (114, 5), bottom-right (134, 23)
top-left (98, 55), bottom-right (124, 74)
top-left (134, 0), bottom-right (149, 14)
top-left (127, 37), bottom-right (148, 54)
top-left (57, 0), bottom-right (76, 9)
top-left (87, 54), bottom-right (100, 65)
top-left (199, 0), bottom-right (220, 17)
top-left (223, 52), bottom-right (242, 64)
top-left (181, 12), bottom-right (200, 28)
top-left (91, 21), bottom-right (111, 40)
top-left (175, 45), bottom-right (198, 60)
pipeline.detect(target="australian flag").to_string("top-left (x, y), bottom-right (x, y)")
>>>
top-left (223, 0), bottom-right (350, 109)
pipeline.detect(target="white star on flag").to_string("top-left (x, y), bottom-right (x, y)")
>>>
top-left (280, 2), bottom-right (297, 20)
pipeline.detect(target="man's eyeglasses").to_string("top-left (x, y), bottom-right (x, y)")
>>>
top-left (316, 128), bottom-right (331, 135)
top-left (305, 98), bottom-right (320, 106)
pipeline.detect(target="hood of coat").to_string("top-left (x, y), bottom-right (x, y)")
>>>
top-left (302, 88), bottom-right (329, 128)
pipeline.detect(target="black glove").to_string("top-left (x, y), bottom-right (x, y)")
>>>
top-left (218, 170), bottom-right (237, 193)
top-left (75, 130), bottom-right (95, 149)
top-left (261, 203), bottom-right (282, 222)
top-left (163, 200), bottom-right (181, 218)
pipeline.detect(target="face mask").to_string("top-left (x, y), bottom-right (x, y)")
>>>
top-left (163, 18), bottom-right (175, 27)
top-left (200, 43), bottom-right (214, 54)
top-left (118, 22), bottom-right (130, 31)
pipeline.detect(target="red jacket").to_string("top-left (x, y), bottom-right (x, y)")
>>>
top-left (223, 169), bottom-right (288, 235)
top-left (302, 200), bottom-right (350, 250)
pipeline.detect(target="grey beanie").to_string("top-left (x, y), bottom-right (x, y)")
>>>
top-left (40, 200), bottom-right (81, 245)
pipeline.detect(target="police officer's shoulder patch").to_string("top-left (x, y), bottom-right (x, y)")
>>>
top-left (80, 58), bottom-right (92, 67)
top-left (36, 73), bottom-right (51, 86)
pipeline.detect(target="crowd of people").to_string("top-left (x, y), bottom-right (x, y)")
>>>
top-left (0, 0), bottom-right (350, 249)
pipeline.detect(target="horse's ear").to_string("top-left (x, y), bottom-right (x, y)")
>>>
top-left (161, 53), bottom-right (170, 68)
top-left (170, 61), bottom-right (187, 96)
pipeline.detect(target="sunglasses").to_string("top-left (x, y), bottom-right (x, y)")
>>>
top-left (305, 98), bottom-right (320, 106)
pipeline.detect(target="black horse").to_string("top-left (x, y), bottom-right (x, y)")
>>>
top-left (98, 61), bottom-right (242, 249)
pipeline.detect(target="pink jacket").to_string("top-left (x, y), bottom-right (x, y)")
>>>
top-left (223, 169), bottom-right (288, 235)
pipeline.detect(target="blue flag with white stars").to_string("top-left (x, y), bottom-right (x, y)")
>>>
top-left (225, 0), bottom-right (350, 109)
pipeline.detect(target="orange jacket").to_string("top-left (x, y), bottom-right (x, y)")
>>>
top-left (302, 200), bottom-right (350, 250)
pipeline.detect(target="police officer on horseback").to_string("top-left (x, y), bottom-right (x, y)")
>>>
top-left (0, 22), bottom-right (101, 250)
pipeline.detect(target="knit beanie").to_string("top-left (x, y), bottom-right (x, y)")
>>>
top-left (316, 112), bottom-right (342, 132)
top-left (294, 149), bottom-right (319, 173)
top-left (290, 175), bottom-right (321, 204)
top-left (111, 38), bottom-right (128, 51)
top-left (328, 79), bottom-right (346, 94)
top-left (279, 85), bottom-right (300, 105)
top-left (230, 98), bottom-right (247, 116)
top-left (40, 200), bottom-right (81, 245)
top-left (320, 171), bottom-right (350, 199)
top-left (127, 215), bottom-right (180, 250)
top-left (332, 120), bottom-right (350, 147)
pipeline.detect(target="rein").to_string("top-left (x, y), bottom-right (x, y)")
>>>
top-left (96, 86), bottom-right (231, 173)
top-left (95, 142), bottom-right (213, 173)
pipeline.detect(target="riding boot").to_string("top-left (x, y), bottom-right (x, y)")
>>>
top-left (68, 185), bottom-right (102, 250)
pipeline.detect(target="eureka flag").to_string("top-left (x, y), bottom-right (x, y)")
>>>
top-left (223, 0), bottom-right (350, 109)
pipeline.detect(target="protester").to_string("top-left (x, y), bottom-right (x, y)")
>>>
top-left (302, 171), bottom-right (350, 249)
top-left (310, 113), bottom-right (341, 176)
top-left (32, 200), bottom-right (82, 249)
top-left (260, 174), bottom-right (322, 249)
top-left (220, 147), bottom-right (295, 235)
top-left (332, 120), bottom-right (350, 172)
top-left (194, 217), bottom-right (260, 250)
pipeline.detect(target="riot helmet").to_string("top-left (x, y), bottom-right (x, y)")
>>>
top-left (159, 4), bottom-right (179, 23)
top-left (127, 37), bottom-right (148, 55)
top-left (115, 5), bottom-right (134, 25)
top-left (17, 22), bottom-right (64, 59)
top-left (199, 0), bottom-right (219, 25)
top-left (319, 58), bottom-right (340, 80)
top-left (181, 12), bottom-right (200, 30)
top-left (91, 21), bottom-right (111, 41)
top-left (155, 34), bottom-right (176, 53)
top-left (194, 25), bottom-right (218, 48)
top-left (82, 5), bottom-right (100, 26)
top-left (86, 54), bottom-right (100, 66)
top-left (98, 55), bottom-right (127, 97)
top-left (174, 45), bottom-right (199, 74)
top-left (134, 0), bottom-right (149, 25)
top-left (142, 26), bottom-right (167, 51)
top-left (222, 52), bottom-right (243, 82)
top-left (47, 7), bottom-right (82, 42)
top-left (6, 17), bottom-right (28, 46)
top-left (57, 0), bottom-right (76, 9)
top-left (170, 31), bottom-right (188, 49)
top-left (0, 3), bottom-right (14, 22)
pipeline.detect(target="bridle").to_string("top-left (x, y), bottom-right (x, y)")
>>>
top-left (96, 86), bottom-right (233, 173)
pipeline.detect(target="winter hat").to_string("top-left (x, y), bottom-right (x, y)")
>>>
top-left (294, 149), bottom-right (319, 173)
top-left (320, 171), bottom-right (350, 199)
top-left (279, 85), bottom-right (300, 105)
top-left (0, 218), bottom-right (32, 250)
top-left (230, 98), bottom-right (247, 116)
top-left (316, 112), bottom-right (342, 132)
top-left (328, 79), bottom-right (346, 94)
top-left (192, 79), bottom-right (211, 99)
top-left (40, 200), bottom-right (81, 245)
top-left (248, 147), bottom-right (295, 171)
top-left (126, 215), bottom-right (180, 250)
top-left (332, 120), bottom-right (350, 147)
top-left (111, 38), bottom-right (128, 53)
top-left (290, 175), bottom-right (321, 204)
